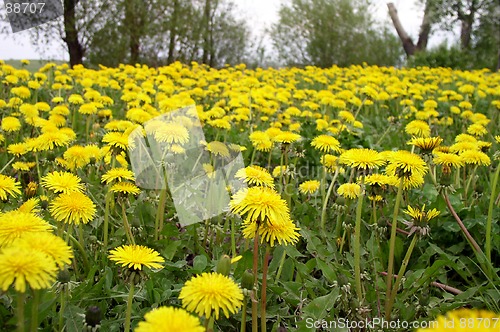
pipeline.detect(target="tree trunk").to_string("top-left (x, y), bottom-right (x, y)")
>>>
top-left (202, 0), bottom-right (211, 65)
top-left (63, 0), bottom-right (83, 67)
top-left (126, 0), bottom-right (140, 64)
top-left (167, 0), bottom-right (179, 64)
top-left (416, 1), bottom-right (433, 50)
top-left (387, 1), bottom-right (433, 57)
top-left (460, 17), bottom-right (474, 49)
top-left (387, 2), bottom-right (416, 57)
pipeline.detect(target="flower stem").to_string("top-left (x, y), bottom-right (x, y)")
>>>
top-left (58, 288), bottom-right (66, 331)
top-left (121, 201), bottom-right (135, 245)
top-left (385, 177), bottom-right (404, 320)
top-left (321, 168), bottom-right (340, 234)
top-left (386, 234), bottom-right (419, 318)
top-left (16, 292), bottom-right (25, 332)
top-left (275, 249), bottom-right (287, 282)
top-left (260, 245), bottom-right (270, 332)
top-left (124, 281), bottom-right (135, 332)
top-left (155, 188), bottom-right (167, 241)
top-left (353, 175), bottom-right (365, 302)
top-left (486, 164), bottom-right (499, 264)
top-left (241, 300), bottom-right (247, 332)
top-left (251, 224), bottom-right (260, 332)
top-left (30, 289), bottom-right (40, 332)
top-left (231, 217), bottom-right (237, 257)
top-left (442, 192), bottom-right (481, 254)
top-left (103, 191), bottom-right (111, 250)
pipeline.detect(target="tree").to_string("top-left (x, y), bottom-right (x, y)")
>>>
top-left (270, 0), bottom-right (403, 67)
top-left (387, 1), bottom-right (434, 57)
top-left (396, 0), bottom-right (500, 70)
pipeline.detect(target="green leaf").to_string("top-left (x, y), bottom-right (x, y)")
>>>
top-left (303, 288), bottom-right (339, 320)
top-left (192, 255), bottom-right (208, 272)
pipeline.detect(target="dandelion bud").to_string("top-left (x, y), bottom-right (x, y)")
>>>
top-left (241, 270), bottom-right (254, 291)
top-left (84, 306), bottom-right (102, 330)
top-left (216, 255), bottom-right (232, 276)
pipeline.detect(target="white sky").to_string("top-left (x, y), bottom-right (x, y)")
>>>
top-left (0, 0), bottom-right (457, 61)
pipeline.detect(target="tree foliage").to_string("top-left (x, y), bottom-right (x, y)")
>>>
top-left (270, 0), bottom-right (404, 67)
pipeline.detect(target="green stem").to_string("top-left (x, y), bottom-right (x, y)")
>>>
top-left (321, 168), bottom-right (340, 234)
top-left (0, 156), bottom-right (15, 174)
top-left (386, 235), bottom-right (419, 318)
top-left (260, 246), bottom-right (270, 332)
top-left (275, 249), bottom-right (287, 282)
top-left (353, 175), bottom-right (365, 302)
top-left (155, 189), bottom-right (167, 241)
top-left (375, 124), bottom-right (392, 147)
top-left (464, 165), bottom-right (478, 205)
top-left (58, 288), bottom-right (66, 331)
top-left (103, 191), bottom-right (111, 249)
top-left (121, 201), bottom-right (135, 245)
top-left (231, 217), bottom-right (237, 257)
top-left (17, 292), bottom-right (25, 332)
top-left (442, 192), bottom-right (482, 255)
top-left (65, 230), bottom-right (90, 273)
top-left (30, 289), bottom-right (40, 332)
top-left (124, 281), bottom-right (135, 332)
top-left (486, 163), bottom-right (499, 264)
top-left (385, 177), bottom-right (404, 320)
top-left (252, 225), bottom-right (260, 332)
top-left (241, 300), bottom-right (247, 332)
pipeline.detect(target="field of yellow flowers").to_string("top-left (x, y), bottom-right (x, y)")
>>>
top-left (0, 60), bottom-right (499, 331)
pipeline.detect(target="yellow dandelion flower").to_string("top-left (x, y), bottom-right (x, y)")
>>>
top-left (135, 306), bottom-right (204, 332)
top-left (102, 132), bottom-right (129, 150)
top-left (41, 171), bottom-right (84, 194)
top-left (62, 145), bottom-right (92, 170)
top-left (272, 165), bottom-right (287, 178)
top-left (242, 217), bottom-right (300, 246)
top-left (0, 247), bottom-right (58, 293)
top-left (386, 150), bottom-right (428, 179)
top-left (151, 122), bottom-right (189, 144)
top-left (299, 180), bottom-right (320, 195)
top-left (460, 150), bottom-right (491, 166)
top-left (109, 244), bottom-right (164, 271)
top-left (416, 308), bottom-right (500, 332)
top-left (1, 116), bottom-right (22, 132)
top-left (338, 110), bottom-right (355, 123)
top-left (467, 123), bottom-right (488, 137)
top-left (364, 173), bottom-right (392, 187)
top-left (235, 165), bottom-right (274, 188)
top-left (16, 198), bottom-right (41, 215)
top-left (450, 141), bottom-right (479, 153)
top-left (14, 232), bottom-right (73, 268)
top-left (339, 148), bottom-right (385, 171)
top-left (274, 131), bottom-right (301, 144)
top-left (0, 211), bottom-right (52, 247)
top-left (179, 272), bottom-right (243, 320)
top-left (101, 168), bottom-right (135, 184)
top-left (337, 183), bottom-right (361, 199)
top-left (49, 191), bottom-right (96, 225)
top-left (433, 152), bottom-right (464, 168)
top-left (311, 135), bottom-right (341, 153)
top-left (249, 131), bottom-right (272, 152)
top-left (30, 131), bottom-right (73, 151)
top-left (230, 187), bottom-right (290, 225)
top-left (206, 141), bottom-right (230, 157)
top-left (0, 174), bottom-right (22, 200)
top-left (109, 182), bottom-right (141, 195)
top-left (407, 136), bottom-right (443, 153)
top-left (405, 120), bottom-right (430, 138)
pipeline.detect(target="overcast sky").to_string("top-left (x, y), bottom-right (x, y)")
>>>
top-left (0, 0), bottom-right (456, 60)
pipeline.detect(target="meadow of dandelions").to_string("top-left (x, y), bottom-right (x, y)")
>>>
top-left (0, 60), bottom-right (499, 331)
